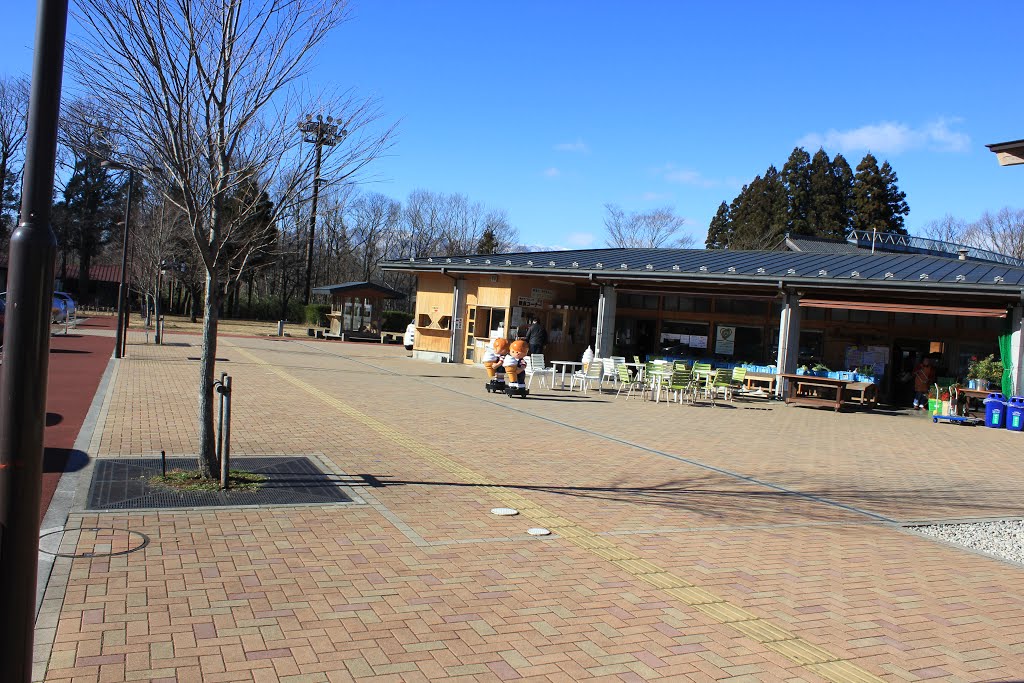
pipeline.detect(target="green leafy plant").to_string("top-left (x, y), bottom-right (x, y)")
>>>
top-left (812, 362), bottom-right (829, 371)
top-left (304, 304), bottom-right (332, 327)
top-left (381, 309), bottom-right (413, 332)
top-left (966, 354), bottom-right (1003, 382)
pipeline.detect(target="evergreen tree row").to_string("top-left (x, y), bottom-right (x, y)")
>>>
top-left (706, 147), bottom-right (909, 250)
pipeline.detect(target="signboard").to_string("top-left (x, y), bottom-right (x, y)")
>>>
top-left (689, 335), bottom-right (708, 349)
top-left (531, 287), bottom-right (555, 301)
top-left (714, 326), bottom-right (735, 355)
top-left (517, 296), bottom-right (543, 308)
top-left (453, 318), bottom-right (463, 330)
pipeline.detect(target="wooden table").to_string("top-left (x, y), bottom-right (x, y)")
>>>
top-left (957, 387), bottom-right (998, 415)
top-left (550, 360), bottom-right (583, 389)
top-left (744, 372), bottom-right (777, 393)
top-left (845, 381), bottom-right (877, 407)
top-left (779, 373), bottom-right (849, 412)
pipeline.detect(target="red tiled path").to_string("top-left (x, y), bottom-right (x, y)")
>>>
top-left (41, 316), bottom-right (114, 518)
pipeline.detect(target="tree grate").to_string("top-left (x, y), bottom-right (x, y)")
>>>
top-left (86, 456), bottom-right (352, 510)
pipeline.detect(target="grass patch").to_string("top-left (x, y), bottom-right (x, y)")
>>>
top-left (148, 468), bottom-right (267, 492)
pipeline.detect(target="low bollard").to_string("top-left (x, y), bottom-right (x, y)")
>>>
top-left (277, 320), bottom-right (285, 336)
top-left (215, 373), bottom-right (232, 490)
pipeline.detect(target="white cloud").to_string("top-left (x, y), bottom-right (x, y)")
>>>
top-left (798, 118), bottom-right (970, 155)
top-left (641, 191), bottom-right (672, 201)
top-left (658, 164), bottom-right (720, 188)
top-left (564, 232), bottom-right (595, 247)
top-left (542, 167), bottom-right (561, 178)
top-left (554, 139), bottom-right (589, 153)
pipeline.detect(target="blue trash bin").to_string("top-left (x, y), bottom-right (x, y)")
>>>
top-left (984, 393), bottom-right (1006, 428)
top-left (1007, 397), bottom-right (1024, 431)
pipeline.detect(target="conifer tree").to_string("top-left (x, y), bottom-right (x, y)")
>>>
top-left (705, 201), bottom-right (731, 249)
top-left (852, 153), bottom-right (908, 235)
top-left (781, 147), bottom-right (812, 235)
top-left (62, 155), bottom-right (123, 298)
top-left (806, 149), bottom-right (853, 238)
top-left (880, 160), bottom-right (910, 234)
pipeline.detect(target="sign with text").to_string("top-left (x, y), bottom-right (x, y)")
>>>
top-left (714, 326), bottom-right (735, 355)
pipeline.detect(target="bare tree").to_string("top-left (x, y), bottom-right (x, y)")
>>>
top-left (70, 0), bottom-right (395, 477)
top-left (0, 74), bottom-right (29, 238)
top-left (920, 213), bottom-right (970, 245)
top-left (604, 203), bottom-right (694, 248)
top-left (969, 207), bottom-right (1024, 260)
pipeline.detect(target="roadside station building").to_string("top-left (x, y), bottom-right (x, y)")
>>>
top-left (382, 233), bottom-right (1024, 404)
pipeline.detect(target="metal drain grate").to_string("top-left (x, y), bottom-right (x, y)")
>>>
top-left (87, 456), bottom-right (352, 510)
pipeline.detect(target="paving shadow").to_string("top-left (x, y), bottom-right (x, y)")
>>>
top-left (43, 448), bottom-right (90, 474)
top-left (46, 412), bottom-right (63, 427)
top-left (336, 470), bottom-right (1024, 524)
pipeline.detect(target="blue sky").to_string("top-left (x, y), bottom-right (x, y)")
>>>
top-left (4, 1), bottom-right (1024, 250)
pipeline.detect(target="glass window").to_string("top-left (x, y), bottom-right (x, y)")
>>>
top-left (803, 307), bottom-right (825, 321)
top-left (716, 299), bottom-right (767, 316)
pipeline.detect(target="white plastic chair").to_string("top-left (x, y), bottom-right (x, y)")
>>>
top-left (601, 358), bottom-right (620, 387)
top-left (570, 360), bottom-right (605, 393)
top-left (525, 354), bottom-right (556, 389)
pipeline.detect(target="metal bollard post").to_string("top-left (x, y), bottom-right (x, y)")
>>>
top-left (220, 375), bottom-right (232, 490)
top-left (277, 320), bottom-right (285, 337)
top-left (215, 371), bottom-right (226, 466)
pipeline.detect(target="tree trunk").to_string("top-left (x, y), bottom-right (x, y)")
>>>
top-left (197, 270), bottom-right (220, 477)
top-left (247, 270), bottom-right (254, 316)
top-left (78, 250), bottom-right (92, 304)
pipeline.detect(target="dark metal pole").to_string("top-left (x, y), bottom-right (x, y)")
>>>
top-left (0, 1), bottom-right (69, 680)
top-left (302, 138), bottom-right (323, 305)
top-left (113, 170), bottom-right (134, 359)
top-left (220, 375), bottom-right (232, 490)
top-left (154, 268), bottom-right (162, 344)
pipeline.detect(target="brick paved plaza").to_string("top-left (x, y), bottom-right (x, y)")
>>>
top-left (34, 326), bottom-right (1024, 682)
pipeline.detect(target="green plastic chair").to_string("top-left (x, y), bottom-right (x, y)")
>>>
top-left (615, 363), bottom-right (647, 400)
top-left (666, 366), bottom-right (695, 404)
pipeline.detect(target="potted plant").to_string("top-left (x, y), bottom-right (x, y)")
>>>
top-left (967, 354), bottom-right (1003, 391)
top-left (812, 362), bottom-right (830, 377)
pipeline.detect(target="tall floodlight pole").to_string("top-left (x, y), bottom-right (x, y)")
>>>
top-left (298, 114), bottom-right (346, 305)
top-left (0, 1), bottom-right (69, 680)
top-left (103, 161), bottom-right (134, 359)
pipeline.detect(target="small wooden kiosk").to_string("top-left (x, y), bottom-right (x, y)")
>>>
top-left (312, 281), bottom-right (405, 340)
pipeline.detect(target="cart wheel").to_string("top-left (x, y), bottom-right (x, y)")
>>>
top-left (932, 417), bottom-right (938, 423)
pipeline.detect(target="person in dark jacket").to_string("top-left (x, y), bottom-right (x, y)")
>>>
top-left (524, 317), bottom-right (547, 355)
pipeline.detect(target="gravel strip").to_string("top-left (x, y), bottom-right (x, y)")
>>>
top-left (912, 519), bottom-right (1024, 566)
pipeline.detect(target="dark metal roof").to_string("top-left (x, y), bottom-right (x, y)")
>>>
top-left (311, 281), bottom-right (405, 298)
top-left (784, 235), bottom-right (862, 254)
top-left (381, 248), bottom-right (1024, 297)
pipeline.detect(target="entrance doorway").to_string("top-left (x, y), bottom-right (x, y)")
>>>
top-left (891, 339), bottom-right (930, 407)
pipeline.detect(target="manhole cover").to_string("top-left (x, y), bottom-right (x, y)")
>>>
top-left (39, 527), bottom-right (149, 558)
top-left (491, 508), bottom-right (519, 516)
top-left (527, 528), bottom-right (551, 536)
top-left (87, 456), bottom-right (352, 510)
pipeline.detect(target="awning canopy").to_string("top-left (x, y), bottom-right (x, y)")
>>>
top-left (799, 298), bottom-right (1007, 318)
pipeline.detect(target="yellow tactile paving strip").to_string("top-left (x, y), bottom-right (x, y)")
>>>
top-left (231, 343), bottom-right (885, 683)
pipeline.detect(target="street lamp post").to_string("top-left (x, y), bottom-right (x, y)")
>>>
top-left (0, 1), bottom-right (69, 680)
top-left (297, 114), bottom-right (346, 305)
top-left (103, 161), bottom-right (134, 359)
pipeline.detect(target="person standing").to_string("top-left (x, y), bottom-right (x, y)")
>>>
top-left (912, 356), bottom-right (936, 411)
top-left (525, 317), bottom-right (547, 356)
top-left (404, 320), bottom-right (416, 357)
